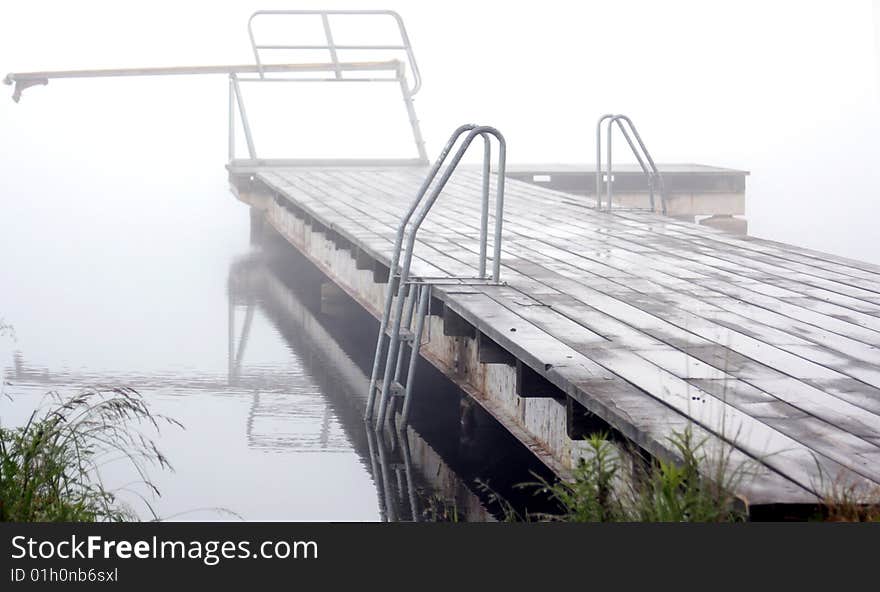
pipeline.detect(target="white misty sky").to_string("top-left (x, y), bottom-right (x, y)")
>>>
top-left (1, 0), bottom-right (879, 262)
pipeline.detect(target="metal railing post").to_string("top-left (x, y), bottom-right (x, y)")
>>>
top-left (606, 117), bottom-right (615, 210)
top-left (596, 114), bottom-right (616, 209)
top-left (612, 117), bottom-right (653, 211)
top-left (320, 13), bottom-right (343, 80)
top-left (231, 74), bottom-right (257, 159)
top-left (490, 131), bottom-right (507, 283)
top-left (397, 63), bottom-right (428, 163)
top-left (228, 75), bottom-right (235, 161)
top-left (400, 284), bottom-right (430, 425)
top-left (392, 283), bottom-right (418, 384)
top-left (479, 136), bottom-right (491, 278)
top-left (598, 113), bottom-right (667, 215)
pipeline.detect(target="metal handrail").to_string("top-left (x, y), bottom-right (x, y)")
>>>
top-left (5, 11), bottom-right (428, 164)
top-left (3, 61), bottom-right (400, 102)
top-left (365, 123), bottom-right (473, 422)
top-left (596, 113), bottom-right (667, 215)
top-left (365, 124), bottom-right (507, 426)
top-left (247, 10), bottom-right (422, 95)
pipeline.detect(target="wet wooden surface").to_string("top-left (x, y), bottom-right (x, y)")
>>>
top-left (253, 165), bottom-right (880, 505)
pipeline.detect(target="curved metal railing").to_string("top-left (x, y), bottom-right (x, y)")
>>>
top-left (365, 124), bottom-right (507, 428)
top-left (596, 113), bottom-right (667, 215)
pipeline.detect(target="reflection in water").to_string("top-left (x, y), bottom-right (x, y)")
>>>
top-left (229, 298), bottom-right (344, 453)
top-left (2, 202), bottom-right (549, 521)
top-left (227, 242), bottom-right (498, 521)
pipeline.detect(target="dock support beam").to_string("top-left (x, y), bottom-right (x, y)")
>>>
top-left (516, 361), bottom-right (564, 400)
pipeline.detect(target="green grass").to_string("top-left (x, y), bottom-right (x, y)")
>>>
top-left (0, 386), bottom-right (181, 522)
top-left (520, 428), bottom-right (749, 522)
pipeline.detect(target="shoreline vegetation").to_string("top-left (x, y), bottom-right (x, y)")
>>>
top-left (476, 429), bottom-right (749, 523)
top-left (474, 428), bottom-right (880, 523)
top-left (3, 388), bottom-right (879, 522)
top-left (0, 387), bottom-right (180, 522)
top-left (2, 385), bottom-right (879, 521)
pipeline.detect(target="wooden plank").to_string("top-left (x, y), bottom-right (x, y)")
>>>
top-left (445, 290), bottom-right (852, 498)
top-left (493, 176), bottom-right (880, 315)
top-left (389, 179), bottom-right (880, 390)
top-left (432, 176), bottom-right (880, 358)
top-left (438, 292), bottom-right (814, 504)
top-left (470, 286), bottom-right (880, 486)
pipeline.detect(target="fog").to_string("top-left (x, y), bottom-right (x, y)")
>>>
top-left (2, 1), bottom-right (880, 261)
top-left (1, 1), bottom-right (879, 519)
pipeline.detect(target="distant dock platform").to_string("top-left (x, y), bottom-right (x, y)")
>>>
top-left (229, 161), bottom-right (880, 513)
top-left (507, 163), bottom-right (749, 233)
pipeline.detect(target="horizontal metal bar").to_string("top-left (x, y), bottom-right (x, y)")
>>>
top-left (3, 61), bottom-right (402, 101)
top-left (255, 44), bottom-right (408, 50)
top-left (248, 9), bottom-right (421, 95)
top-left (252, 9), bottom-right (408, 15)
top-left (235, 77), bottom-right (398, 83)
top-left (4, 60), bottom-right (400, 83)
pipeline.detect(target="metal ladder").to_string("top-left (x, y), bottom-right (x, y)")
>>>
top-left (596, 114), bottom-right (667, 214)
top-left (364, 124), bottom-right (507, 430)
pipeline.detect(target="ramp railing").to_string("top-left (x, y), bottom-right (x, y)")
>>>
top-left (240, 10), bottom-right (427, 163)
top-left (4, 10), bottom-right (429, 166)
top-left (365, 124), bottom-right (507, 429)
top-left (595, 113), bottom-right (667, 214)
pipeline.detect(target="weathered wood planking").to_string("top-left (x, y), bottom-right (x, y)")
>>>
top-left (253, 165), bottom-right (880, 504)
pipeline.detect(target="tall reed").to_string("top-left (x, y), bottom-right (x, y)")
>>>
top-left (0, 386), bottom-right (181, 522)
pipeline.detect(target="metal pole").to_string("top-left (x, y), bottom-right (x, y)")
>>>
top-left (479, 135), bottom-right (490, 278)
top-left (606, 118), bottom-right (614, 211)
top-left (400, 284), bottom-right (430, 425)
top-left (619, 116), bottom-right (666, 214)
top-left (610, 115), bottom-right (666, 214)
top-left (596, 114), bottom-right (615, 209)
top-left (392, 283), bottom-right (418, 384)
top-left (228, 75), bottom-right (235, 161)
top-left (398, 65), bottom-right (428, 163)
top-left (491, 133), bottom-right (507, 283)
top-left (320, 13), bottom-right (343, 80)
top-left (231, 74), bottom-right (257, 159)
top-left (375, 259), bottom-right (414, 428)
top-left (613, 117), bottom-right (653, 211)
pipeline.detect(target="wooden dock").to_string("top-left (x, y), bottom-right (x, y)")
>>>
top-left (15, 8), bottom-right (876, 516)
top-left (229, 162), bottom-right (880, 512)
